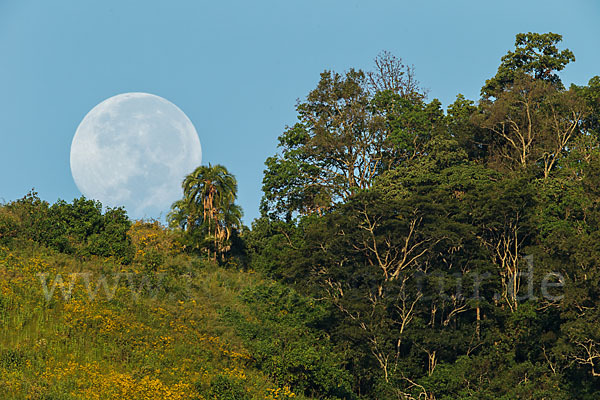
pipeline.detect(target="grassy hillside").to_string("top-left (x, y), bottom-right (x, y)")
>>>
top-left (0, 219), bottom-right (347, 399)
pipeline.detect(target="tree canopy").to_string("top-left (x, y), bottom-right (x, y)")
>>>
top-left (249, 32), bottom-right (600, 399)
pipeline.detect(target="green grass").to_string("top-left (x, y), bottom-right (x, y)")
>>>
top-left (0, 242), bottom-right (303, 400)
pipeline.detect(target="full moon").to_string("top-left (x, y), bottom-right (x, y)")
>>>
top-left (70, 92), bottom-right (202, 220)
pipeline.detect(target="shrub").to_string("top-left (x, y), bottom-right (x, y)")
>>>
top-left (198, 374), bottom-right (250, 400)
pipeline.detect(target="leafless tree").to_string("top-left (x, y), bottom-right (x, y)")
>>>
top-left (367, 50), bottom-right (424, 99)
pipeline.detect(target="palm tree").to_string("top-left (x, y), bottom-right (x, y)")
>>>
top-left (169, 164), bottom-right (242, 260)
top-left (214, 201), bottom-right (243, 255)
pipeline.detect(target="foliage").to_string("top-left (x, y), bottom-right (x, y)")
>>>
top-left (201, 375), bottom-right (251, 400)
top-left (221, 283), bottom-right (355, 399)
top-left (477, 75), bottom-right (587, 177)
top-left (260, 59), bottom-right (440, 220)
top-left (1, 191), bottom-right (133, 261)
top-left (482, 32), bottom-right (575, 98)
top-left (250, 32), bottom-right (600, 399)
top-left (169, 164), bottom-right (244, 261)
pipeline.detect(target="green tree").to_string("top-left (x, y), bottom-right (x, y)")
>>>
top-left (482, 32), bottom-right (575, 98)
top-left (169, 164), bottom-right (242, 260)
top-left (221, 284), bottom-right (355, 399)
top-left (477, 75), bottom-right (587, 177)
top-left (446, 94), bottom-right (490, 162)
top-left (261, 57), bottom-right (441, 221)
top-left (573, 76), bottom-right (600, 137)
top-left (261, 69), bottom-right (376, 220)
top-left (1, 191), bottom-right (133, 261)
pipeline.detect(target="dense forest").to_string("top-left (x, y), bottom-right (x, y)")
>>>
top-left (1, 32), bottom-right (600, 399)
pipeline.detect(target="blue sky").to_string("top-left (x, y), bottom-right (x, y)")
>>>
top-left (0, 0), bottom-right (598, 224)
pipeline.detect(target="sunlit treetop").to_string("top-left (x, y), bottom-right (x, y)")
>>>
top-left (482, 32), bottom-right (576, 98)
